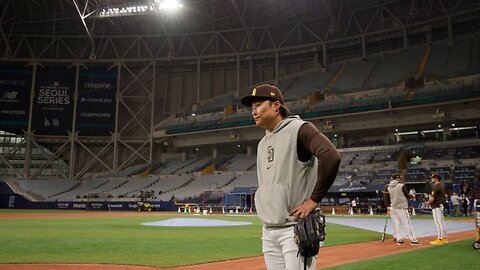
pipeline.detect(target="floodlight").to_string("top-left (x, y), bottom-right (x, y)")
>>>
top-left (96, 1), bottom-right (183, 18)
top-left (157, 0), bottom-right (183, 11)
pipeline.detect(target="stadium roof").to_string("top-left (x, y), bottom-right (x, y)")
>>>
top-left (2, 0), bottom-right (480, 61)
top-left (4, 1), bottom-right (480, 37)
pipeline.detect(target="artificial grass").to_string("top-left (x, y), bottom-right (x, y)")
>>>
top-left (0, 211), bottom-right (381, 267)
top-left (325, 238), bottom-right (480, 270)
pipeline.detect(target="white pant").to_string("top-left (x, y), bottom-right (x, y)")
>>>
top-left (390, 208), bottom-right (417, 242)
top-left (432, 205), bottom-right (448, 239)
top-left (262, 226), bottom-right (316, 270)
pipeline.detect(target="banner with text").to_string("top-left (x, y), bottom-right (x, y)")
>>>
top-left (0, 66), bottom-right (32, 133)
top-left (76, 67), bottom-right (117, 135)
top-left (32, 66), bottom-right (75, 135)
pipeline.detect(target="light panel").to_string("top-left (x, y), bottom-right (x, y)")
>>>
top-left (97, 1), bottom-right (183, 18)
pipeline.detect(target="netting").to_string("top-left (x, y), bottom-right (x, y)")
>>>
top-left (201, 189), bottom-right (224, 213)
top-left (224, 193), bottom-right (248, 213)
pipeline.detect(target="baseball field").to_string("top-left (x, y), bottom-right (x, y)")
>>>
top-left (0, 209), bottom-right (478, 270)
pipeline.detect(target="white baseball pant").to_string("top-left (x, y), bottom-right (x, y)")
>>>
top-left (262, 226), bottom-right (316, 270)
top-left (390, 207), bottom-right (418, 242)
top-left (432, 205), bottom-right (448, 239)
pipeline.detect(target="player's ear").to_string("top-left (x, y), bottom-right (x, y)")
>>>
top-left (274, 101), bottom-right (281, 112)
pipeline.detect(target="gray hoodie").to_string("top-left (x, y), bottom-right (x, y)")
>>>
top-left (255, 116), bottom-right (317, 227)
top-left (385, 180), bottom-right (409, 209)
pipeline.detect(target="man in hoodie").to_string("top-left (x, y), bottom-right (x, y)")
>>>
top-left (383, 173), bottom-right (421, 245)
top-left (241, 84), bottom-right (341, 270)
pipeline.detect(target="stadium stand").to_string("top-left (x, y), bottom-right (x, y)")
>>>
top-left (154, 172), bottom-right (236, 201)
top-left (222, 171), bottom-right (257, 193)
top-left (3, 137), bottom-right (479, 207)
top-left (425, 42), bottom-right (450, 80)
top-left (14, 179), bottom-right (77, 200)
top-left (364, 47), bottom-right (424, 89)
top-left (149, 174), bottom-right (193, 198)
top-left (282, 65), bottom-right (341, 100)
top-left (156, 156), bottom-right (205, 175)
top-left (429, 167), bottom-right (451, 181)
top-left (102, 175), bottom-right (160, 198)
top-left (404, 168), bottom-right (428, 182)
top-left (0, 131), bottom-right (69, 179)
top-left (445, 38), bottom-right (472, 78)
top-left (329, 59), bottom-right (379, 93)
top-left (48, 178), bottom-right (110, 201)
top-left (223, 154), bottom-right (257, 171)
top-left (454, 166), bottom-right (477, 182)
top-left (2, 1), bottom-right (480, 214)
top-left (160, 78), bottom-right (480, 135)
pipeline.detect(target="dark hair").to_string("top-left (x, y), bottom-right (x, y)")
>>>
top-left (279, 104), bottom-right (292, 118)
top-left (267, 100), bottom-right (292, 118)
top-left (431, 173), bottom-right (441, 180)
top-left (390, 173), bottom-right (400, 180)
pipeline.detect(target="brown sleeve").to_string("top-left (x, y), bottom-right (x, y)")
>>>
top-left (383, 185), bottom-right (391, 207)
top-left (402, 185), bottom-right (409, 200)
top-left (297, 122), bottom-right (341, 203)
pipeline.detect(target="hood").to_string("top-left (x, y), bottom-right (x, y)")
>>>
top-left (268, 115), bottom-right (301, 135)
top-left (388, 180), bottom-right (399, 188)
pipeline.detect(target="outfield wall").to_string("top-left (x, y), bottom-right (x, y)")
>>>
top-left (0, 194), bottom-right (175, 211)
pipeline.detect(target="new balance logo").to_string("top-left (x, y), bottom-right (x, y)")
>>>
top-left (1, 91), bottom-right (18, 100)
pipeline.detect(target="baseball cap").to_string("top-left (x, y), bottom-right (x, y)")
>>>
top-left (431, 173), bottom-right (441, 180)
top-left (390, 173), bottom-right (400, 180)
top-left (241, 84), bottom-right (284, 107)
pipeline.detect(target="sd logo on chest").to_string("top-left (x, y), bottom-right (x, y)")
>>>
top-left (267, 146), bottom-right (274, 169)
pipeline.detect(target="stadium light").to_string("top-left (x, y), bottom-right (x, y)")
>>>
top-left (96, 0), bottom-right (183, 18)
top-left (157, 0), bottom-right (183, 11)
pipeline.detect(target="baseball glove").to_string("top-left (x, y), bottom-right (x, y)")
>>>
top-left (294, 208), bottom-right (326, 258)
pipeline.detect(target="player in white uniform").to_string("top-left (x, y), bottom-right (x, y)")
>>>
top-left (383, 173), bottom-right (421, 245)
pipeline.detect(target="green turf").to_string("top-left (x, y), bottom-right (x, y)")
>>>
top-left (324, 239), bottom-right (480, 270)
top-left (0, 211), bottom-right (380, 267)
top-left (2, 210), bottom-right (474, 268)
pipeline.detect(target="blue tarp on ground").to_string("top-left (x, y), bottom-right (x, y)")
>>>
top-left (142, 218), bottom-right (252, 227)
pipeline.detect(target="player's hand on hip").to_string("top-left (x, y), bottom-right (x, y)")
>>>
top-left (290, 198), bottom-right (318, 220)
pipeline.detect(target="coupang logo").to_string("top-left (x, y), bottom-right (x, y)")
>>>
top-left (83, 82), bottom-right (112, 91)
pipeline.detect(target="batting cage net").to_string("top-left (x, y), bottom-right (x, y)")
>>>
top-left (224, 188), bottom-right (257, 213)
top-left (224, 192), bottom-right (248, 213)
top-left (86, 192), bottom-right (112, 211)
top-left (250, 188), bottom-right (257, 213)
top-left (201, 189), bottom-right (224, 213)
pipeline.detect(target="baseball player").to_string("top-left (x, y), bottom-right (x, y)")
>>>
top-left (427, 173), bottom-right (448, 245)
top-left (241, 84), bottom-right (340, 270)
top-left (383, 173), bottom-right (421, 245)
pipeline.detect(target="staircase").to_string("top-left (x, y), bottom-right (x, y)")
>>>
top-left (416, 46), bottom-right (431, 79)
top-left (324, 64), bottom-right (345, 91)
